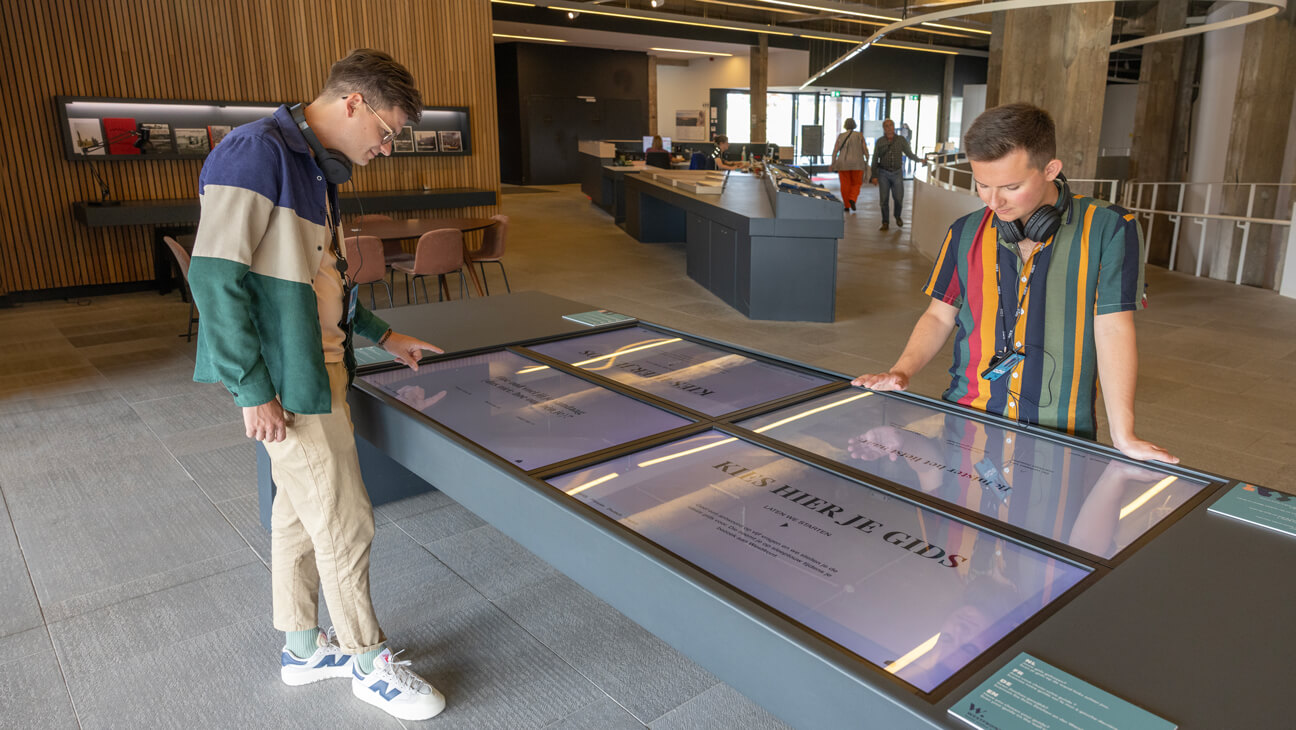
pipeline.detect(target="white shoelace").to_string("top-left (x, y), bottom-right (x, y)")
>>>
top-left (375, 650), bottom-right (431, 695)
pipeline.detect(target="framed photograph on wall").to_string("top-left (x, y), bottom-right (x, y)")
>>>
top-left (394, 125), bottom-right (414, 153)
top-left (414, 130), bottom-right (438, 153)
top-left (438, 130), bottom-right (462, 152)
top-left (68, 118), bottom-right (105, 155)
top-left (207, 125), bottom-right (233, 148)
top-left (175, 128), bottom-right (211, 155)
top-left (675, 110), bottom-right (706, 140)
top-left (141, 122), bottom-right (175, 154)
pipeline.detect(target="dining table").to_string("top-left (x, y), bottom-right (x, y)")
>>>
top-left (349, 216), bottom-right (497, 296)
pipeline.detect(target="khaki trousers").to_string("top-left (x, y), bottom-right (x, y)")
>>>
top-left (266, 361), bottom-right (385, 654)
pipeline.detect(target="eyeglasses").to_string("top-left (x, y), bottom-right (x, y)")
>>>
top-left (363, 100), bottom-right (399, 146)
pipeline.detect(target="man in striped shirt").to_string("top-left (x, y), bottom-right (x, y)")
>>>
top-left (852, 104), bottom-right (1176, 464)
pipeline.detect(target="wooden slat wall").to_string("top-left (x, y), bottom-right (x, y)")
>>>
top-left (0, 0), bottom-right (501, 295)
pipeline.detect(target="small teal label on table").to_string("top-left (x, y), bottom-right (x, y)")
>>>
top-left (949, 653), bottom-right (1176, 730)
top-left (355, 346), bottom-right (393, 367)
top-left (1208, 483), bottom-right (1296, 538)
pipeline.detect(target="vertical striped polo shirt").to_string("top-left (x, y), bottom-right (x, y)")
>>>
top-left (922, 195), bottom-right (1146, 439)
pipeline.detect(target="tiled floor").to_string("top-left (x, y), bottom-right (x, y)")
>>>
top-left (1, 180), bottom-right (1293, 728)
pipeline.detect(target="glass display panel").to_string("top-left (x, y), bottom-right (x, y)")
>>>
top-left (527, 327), bottom-right (832, 416)
top-left (739, 392), bottom-right (1209, 559)
top-left (547, 431), bottom-right (1090, 693)
top-left (359, 351), bottom-right (691, 470)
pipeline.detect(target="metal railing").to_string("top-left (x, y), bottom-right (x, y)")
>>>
top-left (1120, 181), bottom-right (1295, 286)
top-left (925, 153), bottom-right (1122, 203)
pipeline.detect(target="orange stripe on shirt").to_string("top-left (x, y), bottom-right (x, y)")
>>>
top-left (925, 228), bottom-right (956, 295)
top-left (1066, 207), bottom-right (1095, 432)
top-left (968, 218), bottom-right (999, 411)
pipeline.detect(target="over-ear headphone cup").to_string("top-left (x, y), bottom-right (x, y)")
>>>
top-left (318, 150), bottom-right (353, 185)
top-left (287, 102), bottom-right (352, 185)
top-left (1022, 206), bottom-right (1061, 243)
top-left (995, 216), bottom-right (1025, 244)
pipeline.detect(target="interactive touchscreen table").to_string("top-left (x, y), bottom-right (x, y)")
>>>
top-left (256, 293), bottom-right (1290, 728)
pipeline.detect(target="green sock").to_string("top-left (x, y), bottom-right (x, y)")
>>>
top-left (286, 628), bottom-right (320, 659)
top-left (357, 645), bottom-right (385, 674)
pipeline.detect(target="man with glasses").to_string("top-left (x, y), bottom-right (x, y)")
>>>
top-left (188, 49), bottom-right (446, 721)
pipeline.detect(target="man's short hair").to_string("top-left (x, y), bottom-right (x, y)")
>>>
top-left (963, 103), bottom-right (1055, 170)
top-left (320, 49), bottom-right (423, 123)
top-left (714, 135), bottom-right (728, 145)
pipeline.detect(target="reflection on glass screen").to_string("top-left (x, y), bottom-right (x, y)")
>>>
top-left (547, 431), bottom-right (1090, 693)
top-left (360, 350), bottom-right (691, 470)
top-left (739, 392), bottom-right (1207, 559)
top-left (528, 327), bottom-right (832, 416)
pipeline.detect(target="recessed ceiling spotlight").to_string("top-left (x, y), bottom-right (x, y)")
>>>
top-left (650, 0), bottom-right (665, 6)
top-left (567, 10), bottom-right (579, 18)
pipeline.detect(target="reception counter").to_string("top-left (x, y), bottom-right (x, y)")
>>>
top-left (624, 171), bottom-right (844, 322)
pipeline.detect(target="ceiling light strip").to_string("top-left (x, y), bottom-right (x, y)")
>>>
top-left (874, 42), bottom-right (958, 55)
top-left (545, 2), bottom-right (797, 36)
top-left (492, 33), bottom-right (567, 42)
top-left (921, 21), bottom-right (992, 35)
top-left (803, 0), bottom-right (1121, 88)
top-left (1109, 6), bottom-right (1281, 51)
top-left (650, 47), bottom-right (735, 56)
top-left (697, 0), bottom-right (806, 14)
top-left (758, 0), bottom-right (896, 22)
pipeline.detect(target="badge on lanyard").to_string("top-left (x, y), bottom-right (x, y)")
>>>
top-left (345, 284), bottom-right (358, 325)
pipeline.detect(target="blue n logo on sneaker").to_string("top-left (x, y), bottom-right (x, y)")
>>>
top-left (314, 654), bottom-right (351, 668)
top-left (368, 680), bottom-right (402, 701)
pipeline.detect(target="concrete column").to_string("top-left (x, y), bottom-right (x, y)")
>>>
top-left (750, 36), bottom-right (768, 144)
top-left (985, 13), bottom-right (1006, 108)
top-left (938, 55), bottom-right (954, 147)
top-left (648, 55), bottom-right (658, 136)
top-left (1224, 8), bottom-right (1296, 287)
top-left (1130, 0), bottom-right (1187, 183)
top-left (995, 3), bottom-right (1114, 180)
top-left (1129, 0), bottom-right (1189, 264)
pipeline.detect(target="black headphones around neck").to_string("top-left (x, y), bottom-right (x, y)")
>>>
top-left (288, 103), bottom-right (352, 185)
top-left (994, 174), bottom-right (1071, 244)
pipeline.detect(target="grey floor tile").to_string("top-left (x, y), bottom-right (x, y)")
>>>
top-left (130, 387), bottom-right (243, 439)
top-left (43, 548), bottom-right (262, 625)
top-left (347, 523), bottom-right (486, 638)
top-left (64, 616), bottom-right (403, 730)
top-left (2, 447), bottom-right (197, 512)
top-left (0, 398), bottom-right (162, 482)
top-left (0, 384), bottom-right (119, 418)
top-left (0, 625), bottom-right (53, 663)
top-left (425, 525), bottom-right (560, 600)
top-left (497, 575), bottom-right (717, 724)
top-left (49, 561), bottom-right (270, 679)
top-left (544, 697), bottom-right (647, 729)
top-left (394, 501), bottom-right (486, 546)
top-left (163, 419), bottom-right (251, 458)
top-left (176, 441), bottom-right (260, 503)
top-left (649, 683), bottom-right (793, 730)
top-left (214, 494), bottom-right (273, 565)
top-left (0, 499), bottom-right (41, 638)
top-left (98, 359), bottom-right (221, 404)
top-left (0, 645), bottom-right (78, 729)
top-left (13, 466), bottom-right (248, 614)
top-left (386, 600), bottom-right (605, 729)
top-left (373, 487), bottom-right (456, 522)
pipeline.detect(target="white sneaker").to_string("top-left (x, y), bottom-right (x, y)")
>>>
top-left (351, 647), bottom-right (446, 721)
top-left (280, 627), bottom-right (354, 686)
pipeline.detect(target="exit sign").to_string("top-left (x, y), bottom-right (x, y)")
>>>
top-left (909, 94), bottom-right (919, 100)
top-left (830, 90), bottom-right (841, 98)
